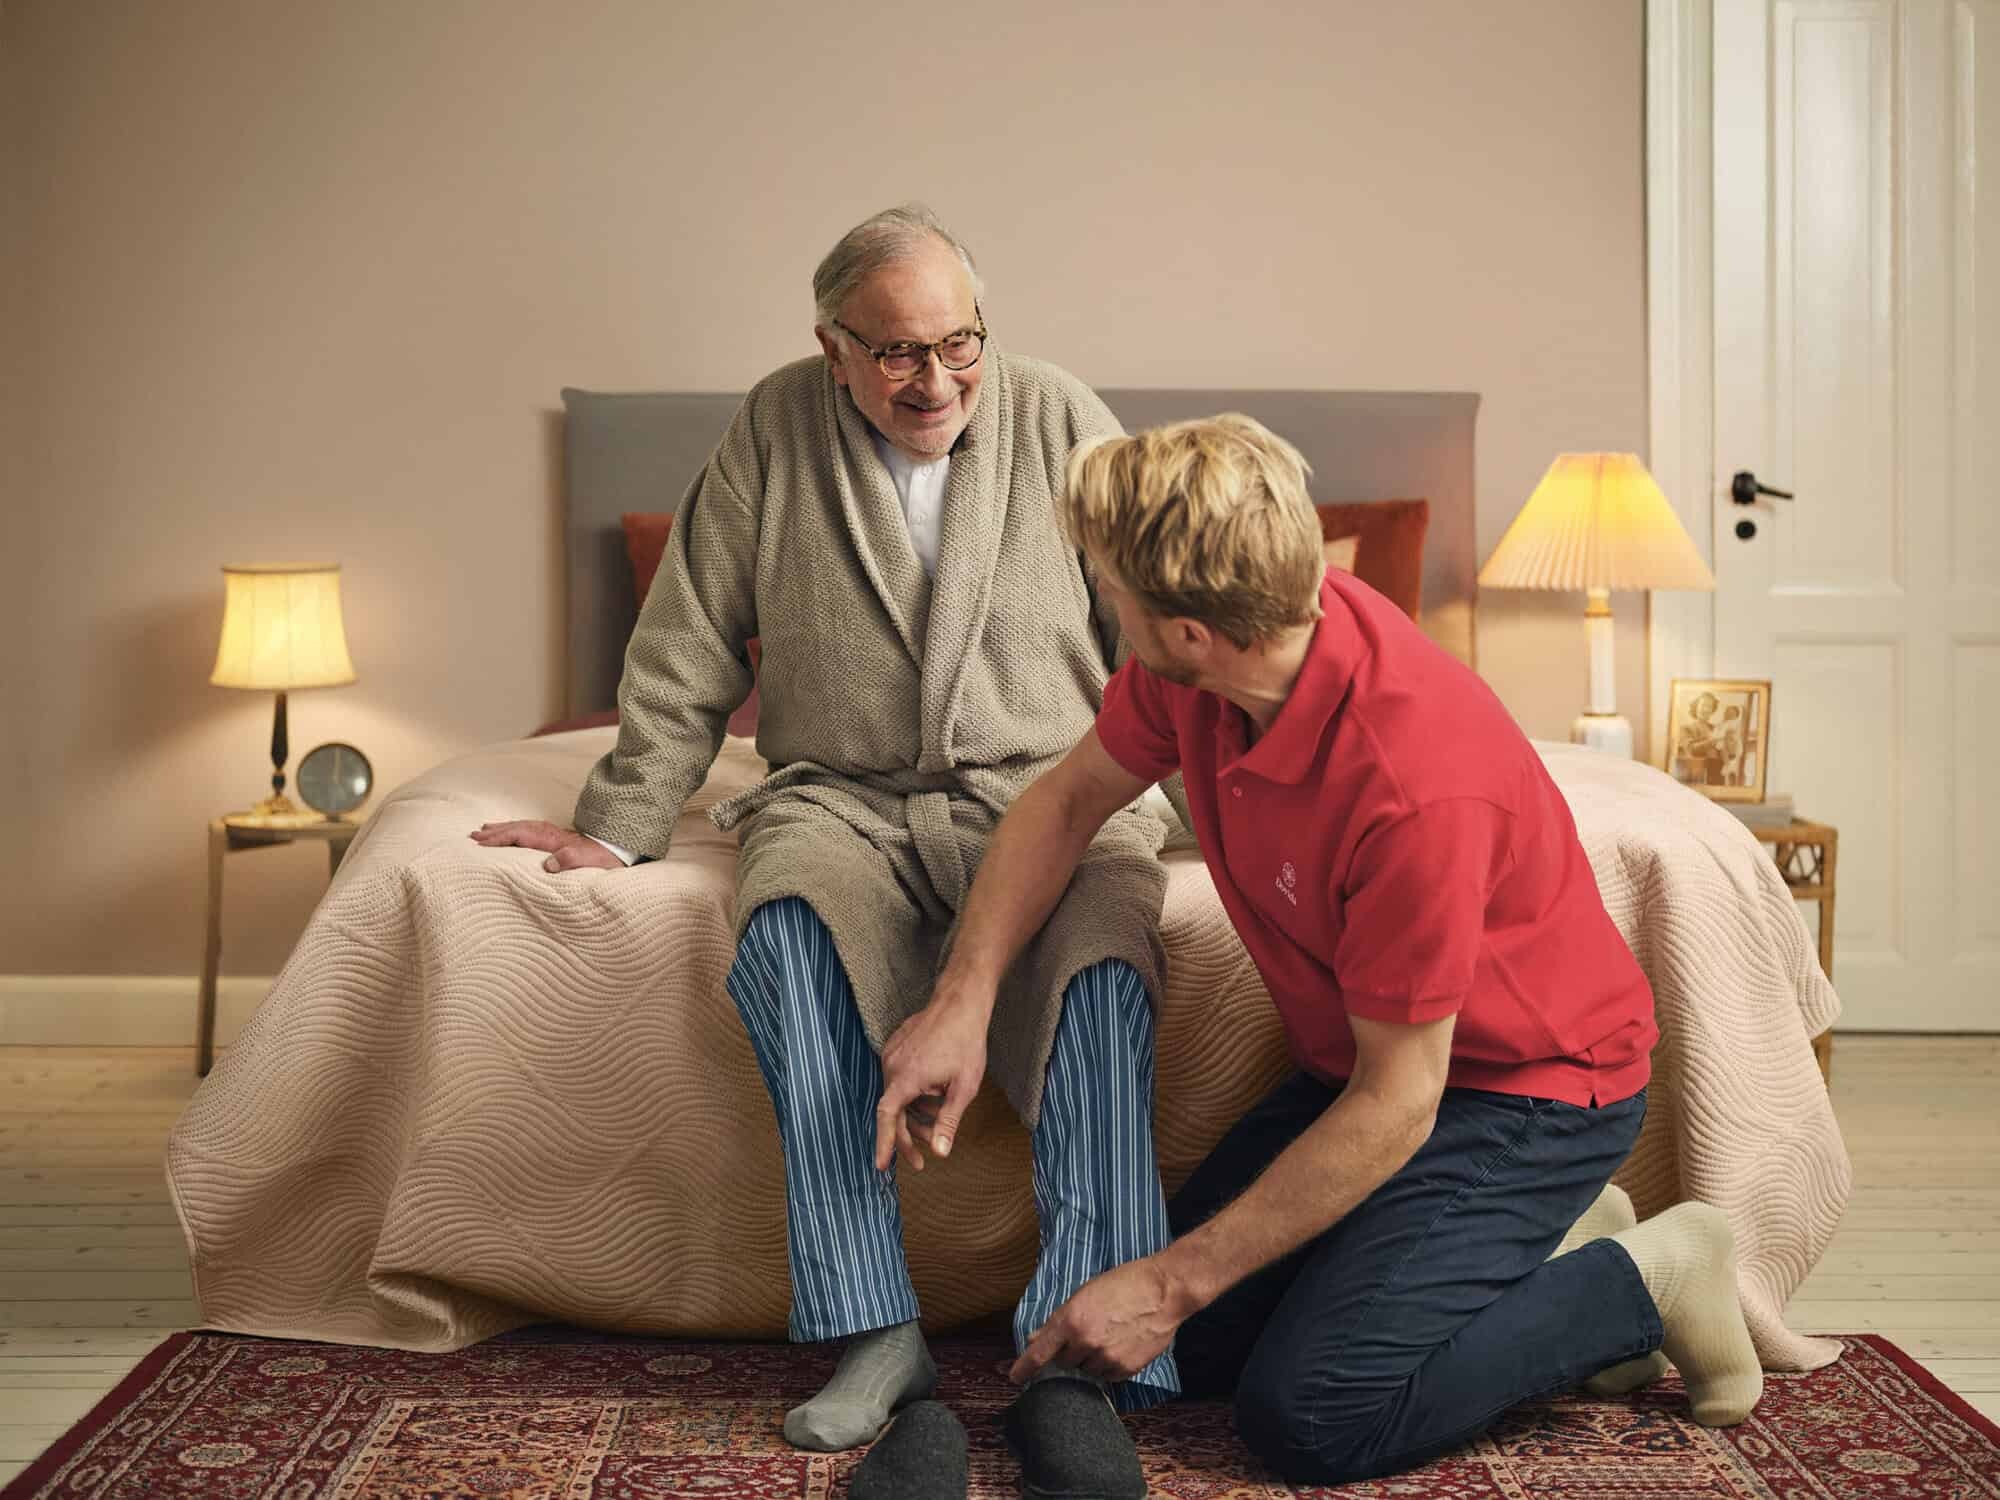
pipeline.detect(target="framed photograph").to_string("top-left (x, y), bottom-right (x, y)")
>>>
top-left (1663, 678), bottom-right (1771, 802)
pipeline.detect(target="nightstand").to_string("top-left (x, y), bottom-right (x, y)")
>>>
top-left (198, 813), bottom-right (361, 1076)
top-left (1748, 817), bottom-right (1837, 1083)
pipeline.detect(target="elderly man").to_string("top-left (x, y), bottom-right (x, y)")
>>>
top-left (878, 415), bottom-right (1762, 1486)
top-left (472, 206), bottom-right (1176, 1496)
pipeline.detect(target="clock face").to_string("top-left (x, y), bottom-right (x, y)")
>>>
top-left (297, 741), bottom-right (373, 817)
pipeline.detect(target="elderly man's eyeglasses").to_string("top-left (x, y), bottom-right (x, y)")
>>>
top-left (833, 305), bottom-right (988, 380)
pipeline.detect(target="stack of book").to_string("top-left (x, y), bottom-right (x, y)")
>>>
top-left (1726, 792), bottom-right (1796, 829)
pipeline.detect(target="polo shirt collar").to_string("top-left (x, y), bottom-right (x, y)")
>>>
top-left (1222, 577), bottom-right (1360, 785)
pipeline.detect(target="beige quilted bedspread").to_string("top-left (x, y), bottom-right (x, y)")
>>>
top-left (165, 731), bottom-right (1848, 1371)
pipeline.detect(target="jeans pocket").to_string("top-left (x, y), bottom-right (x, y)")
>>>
top-left (1408, 1090), bottom-right (1553, 1193)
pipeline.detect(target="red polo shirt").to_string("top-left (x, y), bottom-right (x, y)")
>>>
top-left (1097, 571), bottom-right (1655, 1106)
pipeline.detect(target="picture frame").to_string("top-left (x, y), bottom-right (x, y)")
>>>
top-left (1662, 678), bottom-right (1771, 803)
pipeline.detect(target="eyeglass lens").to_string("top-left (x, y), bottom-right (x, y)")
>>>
top-left (879, 333), bottom-right (982, 377)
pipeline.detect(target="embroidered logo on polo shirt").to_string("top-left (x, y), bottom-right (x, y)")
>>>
top-left (1276, 861), bottom-right (1298, 907)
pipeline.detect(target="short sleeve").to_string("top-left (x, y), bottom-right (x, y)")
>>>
top-left (1095, 659), bottom-right (1182, 783)
top-left (1334, 798), bottom-right (1515, 1025)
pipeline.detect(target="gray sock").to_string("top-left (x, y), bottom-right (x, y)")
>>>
top-left (1003, 1376), bottom-right (1144, 1500)
top-left (784, 1320), bottom-right (937, 1452)
top-left (850, 1400), bottom-right (968, 1500)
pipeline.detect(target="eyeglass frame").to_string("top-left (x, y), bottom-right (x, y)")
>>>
top-left (831, 303), bottom-right (988, 380)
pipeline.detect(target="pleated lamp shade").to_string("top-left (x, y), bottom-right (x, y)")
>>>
top-left (210, 563), bottom-right (357, 690)
top-left (1478, 453), bottom-right (1715, 593)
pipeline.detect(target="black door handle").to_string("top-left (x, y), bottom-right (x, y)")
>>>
top-left (1731, 471), bottom-right (1794, 505)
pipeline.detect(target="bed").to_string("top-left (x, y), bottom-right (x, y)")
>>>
top-left (164, 387), bottom-right (1849, 1375)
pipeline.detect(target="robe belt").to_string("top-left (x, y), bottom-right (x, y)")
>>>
top-left (905, 790), bottom-right (969, 913)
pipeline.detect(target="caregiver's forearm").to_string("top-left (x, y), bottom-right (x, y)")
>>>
top-left (1158, 1080), bottom-right (1436, 1315)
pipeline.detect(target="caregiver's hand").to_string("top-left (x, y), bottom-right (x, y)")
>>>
top-left (468, 820), bottom-right (623, 873)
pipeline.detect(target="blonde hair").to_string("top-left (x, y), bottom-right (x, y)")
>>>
top-left (1061, 414), bottom-right (1326, 648)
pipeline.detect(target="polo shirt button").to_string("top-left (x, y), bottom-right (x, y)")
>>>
top-left (1232, 786), bottom-right (1243, 798)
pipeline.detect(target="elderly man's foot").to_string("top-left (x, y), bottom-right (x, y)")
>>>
top-left (784, 1321), bottom-right (937, 1451)
top-left (1551, 1183), bottom-right (1672, 1396)
top-left (1003, 1376), bottom-right (1144, 1500)
top-left (1612, 1202), bottom-right (1764, 1426)
top-left (850, 1401), bottom-right (968, 1500)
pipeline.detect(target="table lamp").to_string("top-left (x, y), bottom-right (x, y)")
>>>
top-left (210, 563), bottom-right (357, 820)
top-left (1478, 454), bottom-right (1714, 757)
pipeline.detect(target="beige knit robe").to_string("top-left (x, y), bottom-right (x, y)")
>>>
top-left (573, 349), bottom-right (1167, 1126)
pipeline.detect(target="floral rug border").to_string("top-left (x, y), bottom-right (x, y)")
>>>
top-left (4, 1330), bottom-right (1995, 1499)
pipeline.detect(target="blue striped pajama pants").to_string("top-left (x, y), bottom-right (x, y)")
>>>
top-left (726, 896), bottom-right (1181, 1412)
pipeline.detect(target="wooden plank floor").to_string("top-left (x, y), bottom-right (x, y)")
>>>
top-left (2, 1036), bottom-right (1996, 1483)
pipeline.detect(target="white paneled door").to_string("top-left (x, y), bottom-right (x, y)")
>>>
top-left (1710, 0), bottom-right (1998, 1029)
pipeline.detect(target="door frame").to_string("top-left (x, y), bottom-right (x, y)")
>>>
top-left (1645, 0), bottom-right (1718, 757)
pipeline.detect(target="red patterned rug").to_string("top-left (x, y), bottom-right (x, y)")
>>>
top-left (5, 1330), bottom-right (1997, 1498)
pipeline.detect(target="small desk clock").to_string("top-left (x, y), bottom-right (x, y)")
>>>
top-left (296, 741), bottom-right (373, 818)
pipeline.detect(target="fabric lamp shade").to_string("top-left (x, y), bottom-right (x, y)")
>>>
top-left (1478, 453), bottom-right (1715, 593)
top-left (1478, 455), bottom-right (1713, 760)
top-left (210, 564), bottom-right (357, 690)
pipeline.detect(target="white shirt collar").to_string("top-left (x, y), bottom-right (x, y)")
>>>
top-left (868, 429), bottom-right (950, 580)
top-left (869, 430), bottom-right (946, 486)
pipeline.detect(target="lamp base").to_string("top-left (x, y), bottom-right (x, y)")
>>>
top-left (1570, 712), bottom-right (1634, 758)
top-left (250, 791), bottom-right (303, 818)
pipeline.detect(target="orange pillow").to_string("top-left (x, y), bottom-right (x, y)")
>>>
top-left (619, 512), bottom-right (760, 737)
top-left (1315, 500), bottom-right (1428, 621)
top-left (621, 512), bottom-right (676, 606)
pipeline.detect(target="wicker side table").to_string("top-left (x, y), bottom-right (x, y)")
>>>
top-left (1748, 817), bottom-right (1837, 1083)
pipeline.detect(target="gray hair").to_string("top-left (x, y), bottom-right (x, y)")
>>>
top-left (812, 204), bottom-right (983, 328)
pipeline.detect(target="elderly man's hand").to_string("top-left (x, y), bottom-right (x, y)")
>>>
top-left (468, 821), bottom-right (623, 873)
top-left (874, 995), bottom-right (988, 1172)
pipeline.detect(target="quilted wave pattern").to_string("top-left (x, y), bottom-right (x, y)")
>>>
top-left (1540, 742), bottom-right (1848, 1372)
top-left (165, 733), bottom-right (1846, 1372)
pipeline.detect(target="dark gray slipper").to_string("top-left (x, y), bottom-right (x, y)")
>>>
top-left (850, 1400), bottom-right (968, 1500)
top-left (1002, 1379), bottom-right (1145, 1500)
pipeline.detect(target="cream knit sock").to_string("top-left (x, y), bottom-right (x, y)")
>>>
top-left (1550, 1183), bottom-right (1670, 1396)
top-left (1554, 1181), bottom-right (1637, 1257)
top-left (1611, 1202), bottom-right (1763, 1426)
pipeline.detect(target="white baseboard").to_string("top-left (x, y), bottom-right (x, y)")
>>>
top-left (0, 976), bottom-right (276, 1047)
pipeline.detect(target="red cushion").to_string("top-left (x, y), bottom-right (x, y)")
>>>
top-left (1315, 500), bottom-right (1428, 621)
top-left (529, 514), bottom-right (759, 738)
top-left (620, 512), bottom-right (675, 605)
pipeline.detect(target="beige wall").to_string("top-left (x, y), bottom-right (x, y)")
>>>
top-left (2, 0), bottom-right (1648, 978)
top-left (2, 0), bottom-right (29, 949)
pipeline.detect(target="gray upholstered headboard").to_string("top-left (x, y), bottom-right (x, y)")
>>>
top-left (561, 387), bottom-right (1479, 717)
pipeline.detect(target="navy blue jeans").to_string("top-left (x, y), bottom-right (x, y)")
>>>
top-left (1169, 1073), bottom-right (1662, 1484)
